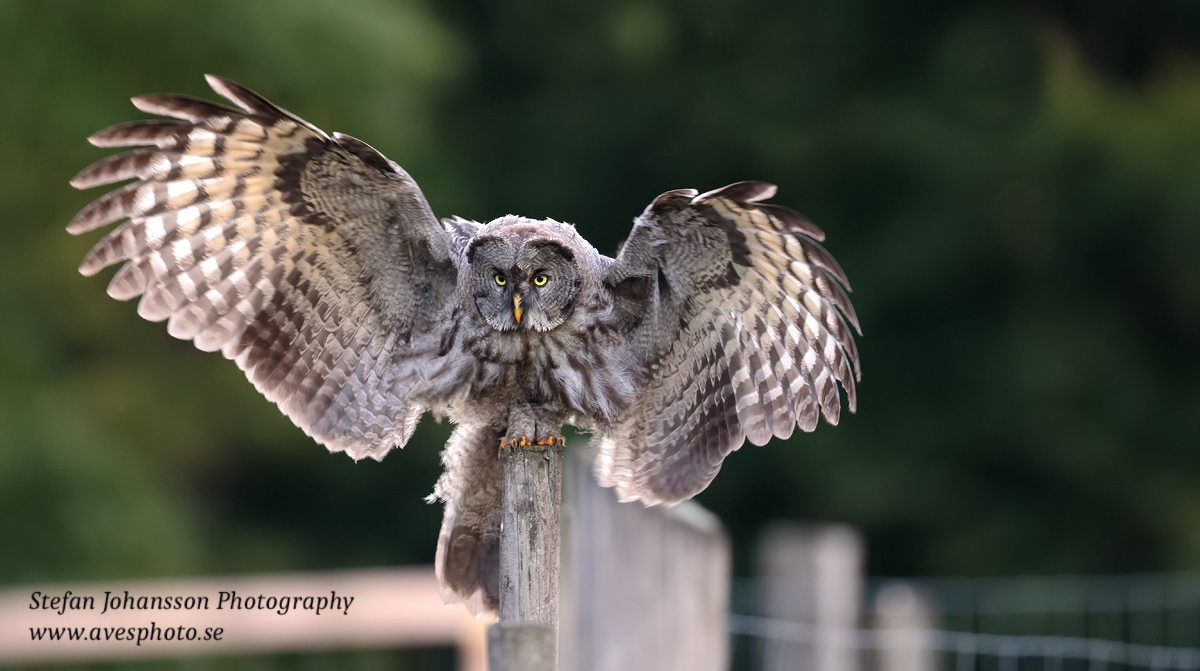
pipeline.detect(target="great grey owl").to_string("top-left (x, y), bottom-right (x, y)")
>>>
top-left (68, 76), bottom-right (861, 613)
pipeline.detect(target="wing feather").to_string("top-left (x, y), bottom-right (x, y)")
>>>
top-left (70, 149), bottom-right (170, 189)
top-left (598, 183), bottom-right (860, 504)
top-left (87, 120), bottom-right (190, 148)
top-left (69, 75), bottom-right (456, 459)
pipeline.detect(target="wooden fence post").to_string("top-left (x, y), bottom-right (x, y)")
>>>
top-left (874, 581), bottom-right (937, 671)
top-left (561, 446), bottom-right (731, 671)
top-left (491, 444), bottom-right (730, 671)
top-left (757, 523), bottom-right (865, 671)
top-left (490, 443), bottom-right (563, 671)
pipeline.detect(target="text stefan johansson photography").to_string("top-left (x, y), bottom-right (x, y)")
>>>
top-left (29, 590), bottom-right (355, 616)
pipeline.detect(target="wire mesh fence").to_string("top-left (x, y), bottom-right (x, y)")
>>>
top-left (730, 573), bottom-right (1200, 671)
top-left (729, 613), bottom-right (1200, 671)
top-left (888, 574), bottom-right (1200, 648)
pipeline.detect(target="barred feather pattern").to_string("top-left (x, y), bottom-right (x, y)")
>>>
top-left (69, 75), bottom-right (457, 459)
top-left (596, 182), bottom-right (862, 505)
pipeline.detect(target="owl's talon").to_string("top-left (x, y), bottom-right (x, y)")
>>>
top-left (499, 435), bottom-right (560, 455)
top-left (499, 436), bottom-right (535, 454)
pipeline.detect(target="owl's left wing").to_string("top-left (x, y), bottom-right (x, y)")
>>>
top-left (598, 182), bottom-right (861, 504)
top-left (68, 76), bottom-right (456, 459)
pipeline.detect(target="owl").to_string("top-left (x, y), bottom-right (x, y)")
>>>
top-left (68, 76), bottom-right (861, 613)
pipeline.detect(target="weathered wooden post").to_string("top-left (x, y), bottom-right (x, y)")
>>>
top-left (490, 444), bottom-right (731, 671)
top-left (875, 581), bottom-right (938, 671)
top-left (757, 523), bottom-right (865, 671)
top-left (561, 446), bottom-right (731, 671)
top-left (489, 443), bottom-right (563, 671)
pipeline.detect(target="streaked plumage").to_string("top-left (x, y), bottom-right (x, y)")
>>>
top-left (68, 76), bottom-right (861, 613)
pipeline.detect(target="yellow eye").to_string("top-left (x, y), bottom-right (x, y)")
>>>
top-left (533, 274), bottom-right (549, 287)
top-left (494, 274), bottom-right (506, 286)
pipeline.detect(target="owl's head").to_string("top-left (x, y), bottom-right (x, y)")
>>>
top-left (465, 218), bottom-right (583, 332)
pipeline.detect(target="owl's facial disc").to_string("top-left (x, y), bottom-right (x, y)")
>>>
top-left (468, 235), bottom-right (580, 333)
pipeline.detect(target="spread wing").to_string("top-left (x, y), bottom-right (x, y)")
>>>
top-left (68, 75), bottom-right (457, 459)
top-left (597, 182), bottom-right (861, 504)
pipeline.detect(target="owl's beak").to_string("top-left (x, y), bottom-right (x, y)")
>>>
top-left (513, 293), bottom-right (523, 325)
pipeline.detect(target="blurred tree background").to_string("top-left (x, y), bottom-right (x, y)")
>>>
top-left (0, 0), bottom-right (1198, 667)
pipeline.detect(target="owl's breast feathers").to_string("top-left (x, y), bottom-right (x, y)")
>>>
top-left (425, 291), bottom-right (636, 428)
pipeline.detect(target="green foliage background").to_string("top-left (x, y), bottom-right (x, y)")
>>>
top-left (0, 0), bottom-right (1198, 667)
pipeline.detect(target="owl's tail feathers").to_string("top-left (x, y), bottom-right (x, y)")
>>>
top-left (430, 422), bottom-right (504, 616)
top-left (435, 500), bottom-right (501, 616)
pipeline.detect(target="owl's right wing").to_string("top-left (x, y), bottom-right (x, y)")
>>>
top-left (69, 75), bottom-right (457, 459)
top-left (598, 182), bottom-right (861, 504)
